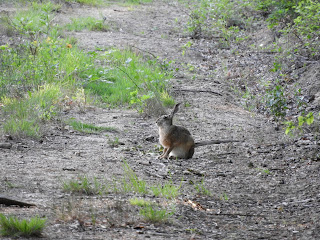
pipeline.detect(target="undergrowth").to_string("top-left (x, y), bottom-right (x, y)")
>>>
top-left (183, 0), bottom-right (319, 138)
top-left (0, 0), bottom-right (173, 138)
top-left (65, 16), bottom-right (111, 32)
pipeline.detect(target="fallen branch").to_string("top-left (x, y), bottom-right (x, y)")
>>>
top-left (0, 143), bottom-right (12, 149)
top-left (0, 195), bottom-right (36, 207)
top-left (172, 88), bottom-right (223, 96)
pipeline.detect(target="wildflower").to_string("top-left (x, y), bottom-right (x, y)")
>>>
top-left (66, 44), bottom-right (72, 48)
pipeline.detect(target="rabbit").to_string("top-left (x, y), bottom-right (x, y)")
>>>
top-left (156, 103), bottom-right (239, 159)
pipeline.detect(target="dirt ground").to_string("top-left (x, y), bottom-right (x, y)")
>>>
top-left (1, 1), bottom-right (320, 239)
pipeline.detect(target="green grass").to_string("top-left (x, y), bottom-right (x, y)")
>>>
top-left (62, 176), bottom-right (106, 195)
top-left (122, 161), bottom-right (148, 194)
top-left (0, 38), bottom-right (94, 98)
top-left (129, 198), bottom-right (153, 207)
top-left (84, 48), bottom-right (173, 110)
top-left (7, 1), bottom-right (61, 37)
top-left (67, 119), bottom-right (117, 133)
top-left (139, 205), bottom-right (175, 223)
top-left (65, 17), bottom-right (110, 32)
top-left (129, 198), bottom-right (175, 223)
top-left (0, 1), bottom-right (173, 138)
top-left (193, 179), bottom-right (212, 196)
top-left (1, 84), bottom-right (62, 138)
top-left (151, 180), bottom-right (181, 199)
top-left (0, 214), bottom-right (46, 238)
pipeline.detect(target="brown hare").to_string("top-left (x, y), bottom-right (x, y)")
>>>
top-left (156, 103), bottom-right (239, 159)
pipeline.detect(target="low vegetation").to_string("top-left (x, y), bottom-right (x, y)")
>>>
top-left (0, 214), bottom-right (46, 238)
top-left (63, 176), bottom-right (106, 195)
top-left (182, 0), bottom-right (319, 138)
top-left (67, 119), bottom-right (117, 133)
top-left (62, 162), bottom-right (181, 223)
top-left (65, 16), bottom-right (111, 32)
top-left (0, 0), bottom-right (173, 138)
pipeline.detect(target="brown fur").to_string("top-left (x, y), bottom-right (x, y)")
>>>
top-left (156, 103), bottom-right (239, 159)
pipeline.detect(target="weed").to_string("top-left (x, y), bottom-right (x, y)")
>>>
top-left (129, 198), bottom-right (152, 207)
top-left (3, 1), bottom-right (61, 40)
top-left (122, 161), bottom-right (148, 194)
top-left (181, 41), bottom-right (193, 56)
top-left (160, 91), bottom-right (175, 107)
top-left (1, 84), bottom-right (62, 138)
top-left (285, 112), bottom-right (319, 136)
top-left (139, 205), bottom-right (175, 223)
top-left (256, 0), bottom-right (320, 59)
top-left (62, 176), bottom-right (106, 195)
top-left (256, 168), bottom-right (271, 175)
top-left (185, 0), bottom-right (252, 43)
top-left (151, 180), bottom-right (181, 199)
top-left (84, 48), bottom-right (173, 113)
top-left (220, 192), bottom-right (229, 201)
top-left (65, 16), bottom-right (110, 32)
top-left (264, 84), bottom-right (288, 120)
top-left (0, 214), bottom-right (46, 238)
top-left (4, 180), bottom-right (17, 189)
top-left (67, 119), bottom-right (117, 133)
top-left (108, 137), bottom-right (121, 147)
top-left (193, 179), bottom-right (212, 196)
top-left (0, 2), bottom-right (173, 140)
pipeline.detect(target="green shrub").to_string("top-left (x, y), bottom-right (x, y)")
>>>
top-left (264, 84), bottom-right (288, 120)
top-left (255, 0), bottom-right (320, 58)
top-left (185, 0), bottom-right (252, 44)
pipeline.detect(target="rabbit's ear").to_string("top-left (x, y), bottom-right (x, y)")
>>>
top-left (170, 103), bottom-right (181, 117)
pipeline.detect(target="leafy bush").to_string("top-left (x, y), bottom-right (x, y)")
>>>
top-left (285, 112), bottom-right (320, 136)
top-left (255, 0), bottom-right (320, 58)
top-left (264, 84), bottom-right (288, 119)
top-left (185, 0), bottom-right (252, 44)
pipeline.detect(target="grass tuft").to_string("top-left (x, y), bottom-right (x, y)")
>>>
top-left (65, 17), bottom-right (110, 32)
top-left (62, 176), bottom-right (106, 195)
top-left (0, 214), bottom-right (46, 238)
top-left (139, 205), bottom-right (175, 223)
top-left (129, 198), bottom-right (152, 207)
top-left (122, 161), bottom-right (148, 194)
top-left (67, 119), bottom-right (117, 133)
top-left (151, 180), bottom-right (181, 199)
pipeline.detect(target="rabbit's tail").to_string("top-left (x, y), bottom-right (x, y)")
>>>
top-left (194, 140), bottom-right (240, 148)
